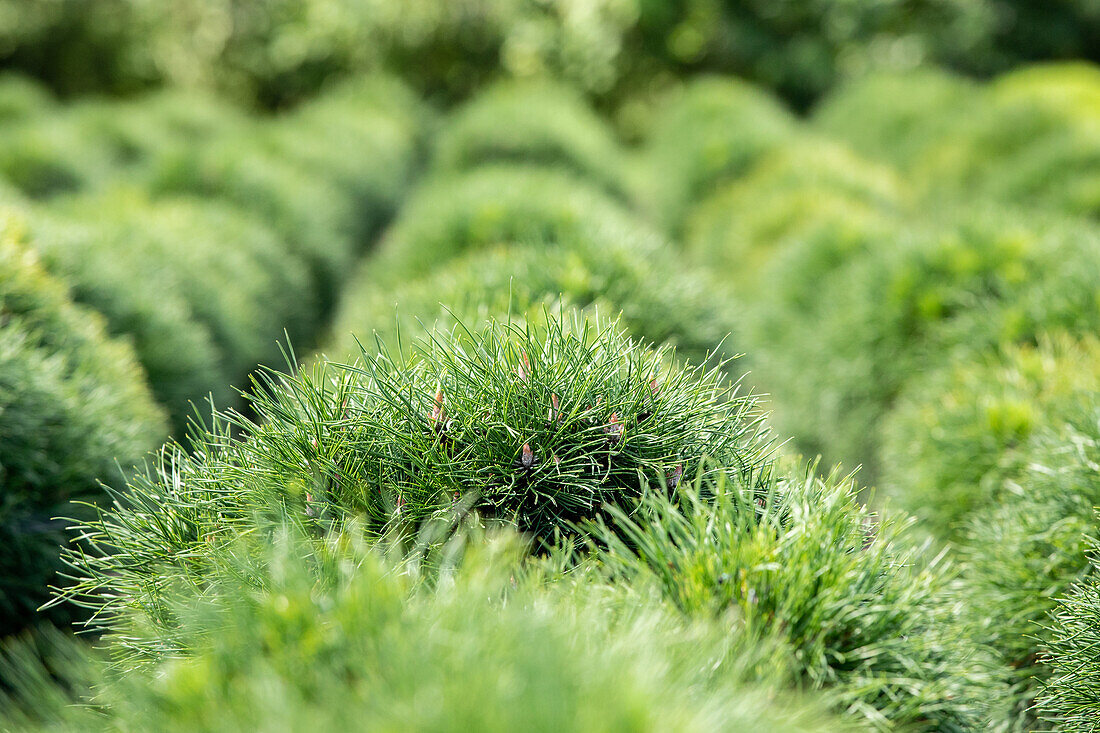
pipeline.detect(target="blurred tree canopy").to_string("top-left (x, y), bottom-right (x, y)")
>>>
top-left (1, 0), bottom-right (1097, 108)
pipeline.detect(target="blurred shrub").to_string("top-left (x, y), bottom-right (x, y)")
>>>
top-left (148, 134), bottom-right (358, 298)
top-left (366, 164), bottom-right (641, 284)
top-left (0, 74), bottom-right (53, 123)
top-left (1035, 530), bottom-right (1100, 731)
top-left (57, 313), bottom-right (772, 645)
top-left (28, 192), bottom-right (314, 424)
top-left (9, 529), bottom-right (839, 732)
top-left (811, 68), bottom-right (980, 170)
top-left (326, 230), bottom-right (735, 368)
top-left (433, 79), bottom-right (628, 197)
top-left (684, 138), bottom-right (906, 291)
top-left (0, 114), bottom-right (114, 199)
top-left (2, 0), bottom-right (1097, 107)
top-left (960, 405), bottom-right (1100, 729)
top-left (633, 77), bottom-right (797, 232)
top-left (915, 63), bottom-right (1100, 218)
top-left (745, 207), bottom-right (1100, 480)
top-left (594, 462), bottom-right (1006, 729)
top-left (51, 190), bottom-right (316, 374)
top-left (0, 0), bottom-right (640, 106)
top-left (879, 333), bottom-right (1100, 540)
top-left (0, 87), bottom-right (247, 200)
top-left (0, 211), bottom-right (167, 632)
top-left (258, 75), bottom-right (431, 231)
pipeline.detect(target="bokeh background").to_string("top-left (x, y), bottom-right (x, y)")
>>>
top-left (2, 2), bottom-right (1100, 731)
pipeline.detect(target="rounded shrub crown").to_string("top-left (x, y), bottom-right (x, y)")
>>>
top-left (0, 210), bottom-right (167, 630)
top-left (327, 221), bottom-right (736, 369)
top-left (684, 138), bottom-right (906, 289)
top-left (960, 402), bottom-right (1100, 729)
top-left (365, 164), bottom-right (641, 284)
top-left (880, 333), bottom-right (1100, 539)
top-left (58, 312), bottom-right (773, 643)
top-left (636, 76), bottom-right (798, 232)
top-left (433, 79), bottom-right (628, 196)
top-left (593, 462), bottom-right (1007, 730)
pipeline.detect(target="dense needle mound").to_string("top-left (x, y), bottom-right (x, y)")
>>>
top-left (56, 312), bottom-right (773, 653)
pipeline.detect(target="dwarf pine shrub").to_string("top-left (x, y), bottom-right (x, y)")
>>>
top-left (15, 527), bottom-right (842, 732)
top-left (635, 77), bottom-right (798, 232)
top-left (683, 138), bottom-right (906, 291)
top-left (365, 164), bottom-right (641, 284)
top-left (960, 404), bottom-right (1100, 729)
top-left (880, 333), bottom-right (1100, 539)
top-left (148, 134), bottom-right (358, 296)
top-left (56, 313), bottom-right (772, 650)
top-left (326, 223), bottom-right (735, 368)
top-left (592, 462), bottom-right (1006, 731)
top-left (1035, 534), bottom-right (1100, 730)
top-left (0, 113), bottom-right (113, 198)
top-left (29, 193), bottom-right (315, 425)
top-left (0, 212), bottom-right (167, 631)
top-left (812, 69), bottom-right (981, 171)
top-left (748, 206), bottom-right (1100, 480)
top-left (433, 79), bottom-right (628, 197)
top-left (261, 75), bottom-right (430, 229)
top-left (914, 63), bottom-right (1100, 217)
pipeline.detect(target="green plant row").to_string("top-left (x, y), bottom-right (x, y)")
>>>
top-left (0, 73), bottom-right (431, 424)
top-left (28, 314), bottom-right (1011, 730)
top-left (664, 66), bottom-right (1100, 729)
top-left (0, 74), bottom-right (432, 636)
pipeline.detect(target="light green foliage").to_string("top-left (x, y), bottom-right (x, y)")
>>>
top-left (434, 79), bottom-right (629, 196)
top-left (684, 138), bottom-right (906, 290)
top-left (880, 334), bottom-right (1100, 539)
top-left (593, 463), bottom-right (1006, 730)
top-left (1035, 533), bottom-right (1100, 731)
top-left (148, 135), bottom-right (358, 295)
top-left (57, 313), bottom-right (772, 650)
top-left (747, 206), bottom-right (1100, 479)
top-left (0, 212), bottom-right (167, 631)
top-left (635, 77), bottom-right (798, 232)
top-left (327, 224), bottom-right (735, 368)
top-left (812, 69), bottom-right (981, 170)
top-left (8, 529), bottom-right (842, 732)
top-left (260, 75), bottom-right (431, 228)
top-left (960, 405), bottom-right (1100, 729)
top-left (28, 192), bottom-right (314, 423)
top-left (0, 73), bottom-right (52, 123)
top-left (916, 63), bottom-right (1100, 217)
top-left (365, 164), bottom-right (642, 284)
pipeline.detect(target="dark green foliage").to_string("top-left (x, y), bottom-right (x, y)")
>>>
top-left (9, 529), bottom-right (841, 732)
top-left (327, 221), bottom-right (735, 369)
top-left (56, 313), bottom-right (772, 651)
top-left (593, 463), bottom-right (1006, 730)
top-left (434, 79), bottom-right (628, 196)
top-left (960, 405), bottom-right (1100, 729)
top-left (880, 334), bottom-right (1100, 540)
top-left (365, 165), bottom-right (642, 284)
top-left (634, 77), bottom-right (798, 232)
top-left (1035, 536), bottom-right (1100, 731)
top-left (0, 214), bottom-right (167, 631)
